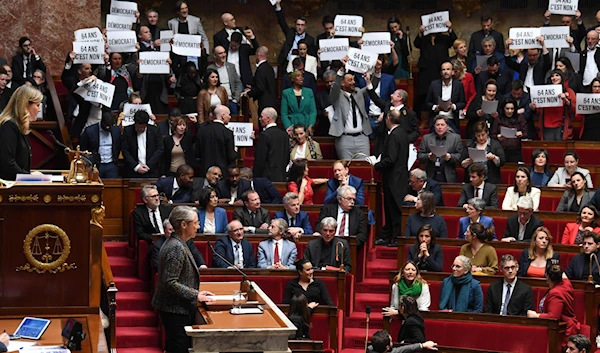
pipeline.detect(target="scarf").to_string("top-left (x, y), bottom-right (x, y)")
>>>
top-left (289, 137), bottom-right (319, 159)
top-left (439, 273), bottom-right (473, 312)
top-left (110, 66), bottom-right (134, 97)
top-left (398, 278), bottom-right (423, 299)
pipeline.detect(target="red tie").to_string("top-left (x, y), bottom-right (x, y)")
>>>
top-left (274, 242), bottom-right (280, 264)
top-left (338, 212), bottom-right (347, 236)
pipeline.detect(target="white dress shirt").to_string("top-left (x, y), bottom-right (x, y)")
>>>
top-left (134, 130), bottom-right (147, 172)
top-left (342, 91), bottom-right (363, 134)
top-left (500, 278), bottom-right (517, 314)
top-left (231, 239), bottom-right (244, 267)
top-left (583, 47), bottom-right (599, 86)
top-left (147, 206), bottom-right (164, 234)
top-left (336, 205), bottom-right (350, 237)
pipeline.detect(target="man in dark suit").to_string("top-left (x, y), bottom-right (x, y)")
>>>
top-left (565, 231), bottom-right (600, 284)
top-left (157, 107), bottom-right (179, 139)
top-left (403, 168), bottom-right (444, 206)
top-left (121, 111), bottom-right (164, 178)
top-left (304, 217), bottom-right (351, 273)
top-left (239, 167), bottom-right (283, 204)
top-left (484, 254), bottom-right (534, 316)
top-left (274, 192), bottom-right (313, 239)
top-left (216, 166), bottom-right (251, 204)
top-left (505, 37), bottom-right (550, 91)
top-left (457, 163), bottom-right (498, 208)
top-left (213, 12), bottom-right (247, 51)
top-left (315, 70), bottom-right (334, 136)
top-left (152, 218), bottom-right (206, 270)
top-left (132, 185), bottom-right (172, 243)
top-left (190, 166), bottom-right (222, 203)
top-left (373, 109), bottom-right (409, 247)
top-left (0, 67), bottom-right (13, 112)
top-left (580, 30), bottom-right (600, 91)
top-left (68, 63), bottom-right (97, 137)
top-left (242, 46), bottom-right (276, 114)
top-left (212, 220), bottom-right (257, 268)
top-left (79, 112), bottom-right (121, 178)
top-left (502, 196), bottom-right (544, 242)
top-left (233, 190), bottom-right (270, 234)
top-left (314, 185), bottom-right (368, 247)
top-left (196, 105), bottom-right (238, 178)
top-left (229, 32), bottom-right (260, 88)
top-left (468, 15), bottom-right (505, 56)
top-left (474, 56), bottom-right (512, 96)
top-left (470, 37), bottom-right (509, 74)
top-left (253, 107), bottom-right (290, 182)
top-left (543, 10), bottom-right (587, 52)
top-left (11, 36), bottom-right (46, 88)
top-left (315, 16), bottom-right (335, 76)
top-left (504, 80), bottom-right (535, 140)
top-left (273, 0), bottom-right (316, 67)
top-left (280, 57), bottom-right (317, 96)
top-left (155, 165), bottom-right (195, 204)
top-left (425, 62), bottom-right (466, 133)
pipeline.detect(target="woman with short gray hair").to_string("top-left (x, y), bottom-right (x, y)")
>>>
top-left (439, 255), bottom-right (483, 313)
top-left (458, 198), bottom-right (496, 239)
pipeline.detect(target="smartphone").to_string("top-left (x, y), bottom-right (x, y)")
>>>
top-left (9, 334), bottom-right (21, 340)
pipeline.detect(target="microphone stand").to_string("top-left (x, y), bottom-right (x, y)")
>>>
top-left (406, 26), bottom-right (413, 79)
top-left (364, 306), bottom-right (371, 352)
top-left (336, 241), bottom-right (345, 272)
top-left (588, 252), bottom-right (600, 284)
top-left (208, 242), bottom-right (257, 300)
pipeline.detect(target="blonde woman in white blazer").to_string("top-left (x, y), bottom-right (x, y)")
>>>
top-left (502, 167), bottom-right (541, 211)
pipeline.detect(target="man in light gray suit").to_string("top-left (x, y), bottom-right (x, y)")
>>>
top-left (257, 219), bottom-right (298, 269)
top-left (329, 56), bottom-right (372, 159)
top-left (168, 1), bottom-right (209, 76)
top-left (208, 46), bottom-right (243, 115)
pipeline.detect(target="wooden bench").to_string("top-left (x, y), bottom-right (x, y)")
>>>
top-left (280, 305), bottom-right (339, 352)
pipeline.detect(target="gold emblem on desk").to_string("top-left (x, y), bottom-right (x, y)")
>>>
top-left (57, 194), bottom-right (87, 202)
top-left (91, 205), bottom-right (106, 228)
top-left (63, 146), bottom-right (98, 184)
top-left (16, 224), bottom-right (77, 274)
top-left (43, 194), bottom-right (52, 203)
top-left (9, 194), bottom-right (39, 202)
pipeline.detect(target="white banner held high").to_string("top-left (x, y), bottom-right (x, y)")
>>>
top-left (530, 84), bottom-right (564, 108)
top-left (73, 42), bottom-right (105, 64)
top-left (160, 30), bottom-right (173, 52)
top-left (319, 38), bottom-right (349, 61)
top-left (421, 11), bottom-right (450, 36)
top-left (139, 52), bottom-right (170, 74)
top-left (361, 32), bottom-right (391, 54)
top-left (122, 103), bottom-right (153, 126)
top-left (172, 34), bottom-right (202, 57)
top-left (346, 48), bottom-right (377, 74)
top-left (225, 122), bottom-right (254, 147)
top-left (106, 14), bottom-right (133, 31)
top-left (548, 0), bottom-right (578, 15)
top-left (334, 15), bottom-right (363, 37)
top-left (109, 0), bottom-right (138, 18)
top-left (74, 79), bottom-right (115, 108)
top-left (74, 28), bottom-right (103, 42)
top-left (540, 26), bottom-right (570, 48)
top-left (106, 31), bottom-right (137, 53)
top-left (509, 28), bottom-right (542, 49)
top-left (576, 94), bottom-right (600, 115)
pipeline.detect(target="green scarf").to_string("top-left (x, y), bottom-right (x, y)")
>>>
top-left (398, 278), bottom-right (423, 299)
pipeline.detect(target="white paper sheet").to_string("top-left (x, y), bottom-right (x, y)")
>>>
top-left (468, 148), bottom-right (487, 162)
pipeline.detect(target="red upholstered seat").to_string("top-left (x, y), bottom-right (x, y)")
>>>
top-left (308, 312), bottom-right (332, 348)
top-left (522, 146), bottom-right (567, 165)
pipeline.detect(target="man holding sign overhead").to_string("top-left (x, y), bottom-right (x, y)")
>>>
top-left (273, 0), bottom-right (316, 67)
top-left (505, 35), bottom-right (551, 92)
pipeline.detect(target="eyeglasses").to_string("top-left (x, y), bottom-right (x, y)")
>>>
top-left (146, 194), bottom-right (160, 198)
top-left (342, 197), bottom-right (356, 202)
top-left (502, 266), bottom-right (517, 271)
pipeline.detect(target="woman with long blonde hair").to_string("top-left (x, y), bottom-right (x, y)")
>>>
top-left (383, 260), bottom-right (430, 313)
top-left (0, 85), bottom-right (43, 180)
top-left (518, 226), bottom-right (560, 278)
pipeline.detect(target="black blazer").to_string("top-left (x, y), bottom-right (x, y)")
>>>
top-left (155, 176), bottom-right (192, 203)
top-left (475, 69), bottom-right (512, 97)
top-left (407, 243), bottom-right (443, 272)
top-left (404, 179), bottom-right (444, 207)
top-left (152, 235), bottom-right (205, 270)
top-left (212, 236), bottom-right (257, 268)
top-left (11, 54), bottom-right (46, 87)
top-left (374, 126), bottom-right (409, 212)
top-left (253, 125), bottom-right (290, 182)
top-left (465, 95), bottom-right (505, 139)
top-left (238, 37), bottom-right (260, 87)
top-left (303, 237), bottom-right (351, 273)
top-left (162, 132), bottom-right (196, 175)
top-left (484, 279), bottom-right (534, 316)
top-left (79, 123), bottom-right (121, 167)
top-left (460, 138), bottom-right (506, 185)
top-left (247, 61), bottom-right (277, 114)
top-left (457, 182), bottom-right (498, 208)
top-left (216, 178), bottom-right (252, 201)
top-left (565, 251), bottom-right (600, 284)
top-left (424, 79), bottom-right (466, 130)
top-left (275, 9), bottom-right (316, 65)
top-left (121, 125), bottom-right (164, 178)
top-left (69, 83), bottom-right (95, 137)
top-left (503, 214), bottom-right (544, 242)
top-left (233, 206), bottom-right (271, 234)
top-left (213, 27), bottom-right (244, 51)
top-left (132, 204), bottom-right (172, 242)
top-left (251, 177), bottom-right (283, 204)
top-left (0, 119), bottom-right (31, 180)
top-left (397, 315), bottom-right (425, 344)
top-left (505, 52), bottom-right (551, 86)
top-left (315, 204), bottom-right (368, 247)
top-left (518, 248), bottom-right (560, 277)
top-left (580, 48), bottom-right (600, 81)
top-left (196, 122), bottom-right (237, 177)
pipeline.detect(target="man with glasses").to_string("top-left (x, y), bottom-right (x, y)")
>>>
top-left (190, 166), bottom-right (223, 203)
top-left (304, 217), bottom-right (352, 273)
top-left (484, 254), bottom-right (533, 315)
top-left (502, 196), bottom-right (543, 242)
top-left (11, 36), bottom-right (46, 88)
top-left (403, 168), bottom-right (443, 206)
top-left (132, 185), bottom-right (172, 243)
top-left (314, 185), bottom-right (367, 247)
top-left (213, 220), bottom-right (257, 268)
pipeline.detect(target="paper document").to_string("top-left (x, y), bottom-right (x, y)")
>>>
top-left (408, 143), bottom-right (417, 171)
top-left (211, 295), bottom-right (239, 301)
top-left (429, 144), bottom-right (447, 157)
top-left (365, 155), bottom-right (381, 165)
top-left (7, 341), bottom-right (37, 351)
top-left (500, 126), bottom-right (517, 138)
top-left (476, 55), bottom-right (491, 70)
top-left (325, 105), bottom-right (335, 123)
top-left (437, 97), bottom-right (452, 111)
top-left (468, 148), bottom-right (487, 162)
top-left (481, 100), bottom-right (498, 114)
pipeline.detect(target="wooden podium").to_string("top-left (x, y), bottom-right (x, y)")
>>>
top-left (188, 282), bottom-right (296, 353)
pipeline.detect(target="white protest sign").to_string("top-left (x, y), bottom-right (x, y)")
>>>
top-left (172, 34), bottom-right (202, 57)
top-left (160, 30), bottom-right (173, 52)
top-left (139, 52), bottom-right (170, 74)
top-left (122, 103), bottom-right (153, 126)
top-left (319, 38), bottom-right (349, 61)
top-left (110, 0), bottom-right (138, 18)
top-left (268, 0), bottom-right (277, 5)
top-left (106, 31), bottom-right (137, 53)
top-left (421, 11), bottom-right (450, 36)
top-left (508, 28), bottom-right (542, 49)
top-left (576, 94), bottom-right (600, 115)
top-left (361, 32), bottom-right (391, 54)
top-left (540, 26), bottom-right (570, 48)
top-left (346, 48), bottom-right (377, 74)
top-left (334, 15), bottom-right (363, 37)
top-left (73, 42), bottom-right (105, 64)
top-left (225, 122), bottom-right (254, 147)
top-left (74, 79), bottom-right (115, 108)
top-left (106, 14), bottom-right (133, 31)
top-left (548, 0), bottom-right (578, 15)
top-left (74, 28), bottom-right (103, 42)
top-left (530, 84), bottom-right (564, 108)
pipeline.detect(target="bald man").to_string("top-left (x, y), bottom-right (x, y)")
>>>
top-left (253, 108), bottom-right (290, 182)
top-left (196, 105), bottom-right (238, 178)
top-left (581, 30), bottom-right (600, 90)
top-left (213, 12), bottom-right (251, 50)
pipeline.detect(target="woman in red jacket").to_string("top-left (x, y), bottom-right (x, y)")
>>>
top-left (530, 69), bottom-right (575, 141)
top-left (527, 264), bottom-right (581, 345)
top-left (561, 205), bottom-right (600, 245)
top-left (451, 59), bottom-right (476, 114)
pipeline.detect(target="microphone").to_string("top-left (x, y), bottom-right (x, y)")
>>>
top-left (47, 130), bottom-right (93, 167)
top-left (208, 241), bottom-right (257, 300)
top-left (364, 306), bottom-right (371, 352)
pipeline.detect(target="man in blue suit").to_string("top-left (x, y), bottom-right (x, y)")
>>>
top-left (257, 219), bottom-right (298, 269)
top-left (239, 167), bottom-right (283, 204)
top-left (79, 112), bottom-right (121, 178)
top-left (155, 164), bottom-right (195, 204)
top-left (274, 192), bottom-right (313, 240)
top-left (212, 220), bottom-right (257, 268)
top-left (403, 168), bottom-right (444, 206)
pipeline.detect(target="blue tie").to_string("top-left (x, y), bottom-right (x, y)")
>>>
top-left (501, 283), bottom-right (511, 315)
